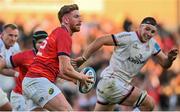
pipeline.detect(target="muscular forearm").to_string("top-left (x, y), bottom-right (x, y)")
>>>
top-left (0, 68), bottom-right (18, 77)
top-left (60, 65), bottom-right (83, 81)
top-left (58, 73), bottom-right (77, 84)
top-left (83, 38), bottom-right (103, 60)
top-left (163, 58), bottom-right (173, 69)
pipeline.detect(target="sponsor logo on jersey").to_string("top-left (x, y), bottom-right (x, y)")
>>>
top-left (132, 44), bottom-right (139, 49)
top-left (38, 97), bottom-right (44, 103)
top-left (154, 43), bottom-right (160, 51)
top-left (48, 88), bottom-right (54, 95)
top-left (127, 54), bottom-right (145, 64)
top-left (119, 34), bottom-right (131, 38)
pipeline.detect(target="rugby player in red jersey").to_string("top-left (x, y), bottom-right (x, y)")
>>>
top-left (22, 4), bottom-right (93, 111)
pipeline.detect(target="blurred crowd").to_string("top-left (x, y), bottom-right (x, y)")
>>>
top-left (0, 15), bottom-right (180, 111)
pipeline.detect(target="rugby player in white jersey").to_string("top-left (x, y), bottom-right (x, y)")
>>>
top-left (72, 17), bottom-right (178, 111)
top-left (0, 24), bottom-right (20, 110)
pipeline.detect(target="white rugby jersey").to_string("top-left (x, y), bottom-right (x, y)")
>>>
top-left (0, 38), bottom-right (21, 62)
top-left (0, 38), bottom-right (20, 92)
top-left (101, 31), bottom-right (161, 83)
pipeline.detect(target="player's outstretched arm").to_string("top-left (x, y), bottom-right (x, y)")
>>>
top-left (155, 48), bottom-right (178, 69)
top-left (71, 34), bottom-right (115, 68)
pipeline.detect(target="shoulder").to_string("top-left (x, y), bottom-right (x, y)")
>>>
top-left (0, 39), bottom-right (4, 49)
top-left (13, 49), bottom-right (34, 60)
top-left (12, 42), bottom-right (21, 51)
top-left (18, 49), bottom-right (34, 55)
top-left (52, 27), bottom-right (69, 35)
top-left (113, 31), bottom-right (133, 38)
top-left (112, 31), bottom-right (137, 43)
top-left (0, 39), bottom-right (5, 53)
top-left (149, 38), bottom-right (161, 53)
top-left (149, 38), bottom-right (160, 47)
top-left (50, 27), bottom-right (70, 39)
top-left (113, 31), bottom-right (137, 41)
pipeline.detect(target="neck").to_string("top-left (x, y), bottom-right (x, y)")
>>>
top-left (61, 23), bottom-right (72, 36)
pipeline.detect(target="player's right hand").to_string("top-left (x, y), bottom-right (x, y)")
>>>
top-left (79, 73), bottom-right (94, 86)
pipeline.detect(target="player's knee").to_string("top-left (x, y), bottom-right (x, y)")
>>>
top-left (148, 97), bottom-right (155, 111)
top-left (143, 96), bottom-right (155, 111)
top-left (134, 90), bottom-right (155, 111)
top-left (63, 105), bottom-right (73, 111)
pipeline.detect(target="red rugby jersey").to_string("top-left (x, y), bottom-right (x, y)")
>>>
top-left (26, 27), bottom-right (72, 82)
top-left (10, 49), bottom-right (36, 94)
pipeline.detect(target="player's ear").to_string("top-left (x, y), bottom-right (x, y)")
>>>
top-left (62, 16), bottom-right (69, 24)
top-left (1, 32), bottom-right (5, 36)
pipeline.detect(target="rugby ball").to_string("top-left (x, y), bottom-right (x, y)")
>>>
top-left (79, 67), bottom-right (96, 93)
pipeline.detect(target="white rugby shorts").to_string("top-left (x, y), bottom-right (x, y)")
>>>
top-left (22, 77), bottom-right (61, 107)
top-left (10, 90), bottom-right (38, 111)
top-left (10, 90), bottom-right (26, 111)
top-left (96, 76), bottom-right (134, 104)
top-left (0, 88), bottom-right (9, 107)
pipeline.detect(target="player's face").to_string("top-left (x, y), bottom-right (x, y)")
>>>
top-left (68, 10), bottom-right (82, 32)
top-left (36, 39), bottom-right (46, 50)
top-left (139, 24), bottom-right (157, 42)
top-left (1, 27), bottom-right (19, 49)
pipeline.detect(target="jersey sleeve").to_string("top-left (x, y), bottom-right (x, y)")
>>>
top-left (6, 52), bottom-right (22, 68)
top-left (0, 42), bottom-right (3, 58)
top-left (112, 32), bottom-right (131, 46)
top-left (13, 43), bottom-right (21, 54)
top-left (5, 56), bottom-right (13, 68)
top-left (151, 38), bottom-right (161, 55)
top-left (56, 31), bottom-right (72, 57)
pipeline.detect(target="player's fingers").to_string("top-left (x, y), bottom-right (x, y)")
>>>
top-left (87, 78), bottom-right (94, 83)
top-left (172, 55), bottom-right (177, 60)
top-left (171, 49), bottom-right (178, 54)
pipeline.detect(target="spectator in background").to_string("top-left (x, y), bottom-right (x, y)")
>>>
top-left (123, 18), bottom-right (133, 32)
top-left (0, 21), bottom-right (5, 34)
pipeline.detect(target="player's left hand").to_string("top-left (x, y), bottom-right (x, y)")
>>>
top-left (168, 48), bottom-right (178, 61)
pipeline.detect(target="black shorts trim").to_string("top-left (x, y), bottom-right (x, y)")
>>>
top-left (118, 86), bottom-right (135, 104)
top-left (97, 101), bottom-right (110, 105)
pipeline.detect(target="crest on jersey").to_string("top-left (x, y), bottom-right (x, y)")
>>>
top-left (48, 88), bottom-right (54, 95)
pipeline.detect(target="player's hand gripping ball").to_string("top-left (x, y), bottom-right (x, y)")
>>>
top-left (79, 67), bottom-right (96, 93)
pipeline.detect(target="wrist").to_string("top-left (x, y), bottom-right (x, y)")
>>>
top-left (79, 74), bottom-right (85, 81)
top-left (81, 56), bottom-right (87, 62)
top-left (14, 71), bottom-right (19, 77)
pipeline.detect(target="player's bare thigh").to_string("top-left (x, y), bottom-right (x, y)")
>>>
top-left (0, 102), bottom-right (12, 111)
top-left (121, 86), bottom-right (155, 111)
top-left (94, 102), bottom-right (115, 111)
top-left (43, 92), bottom-right (72, 111)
